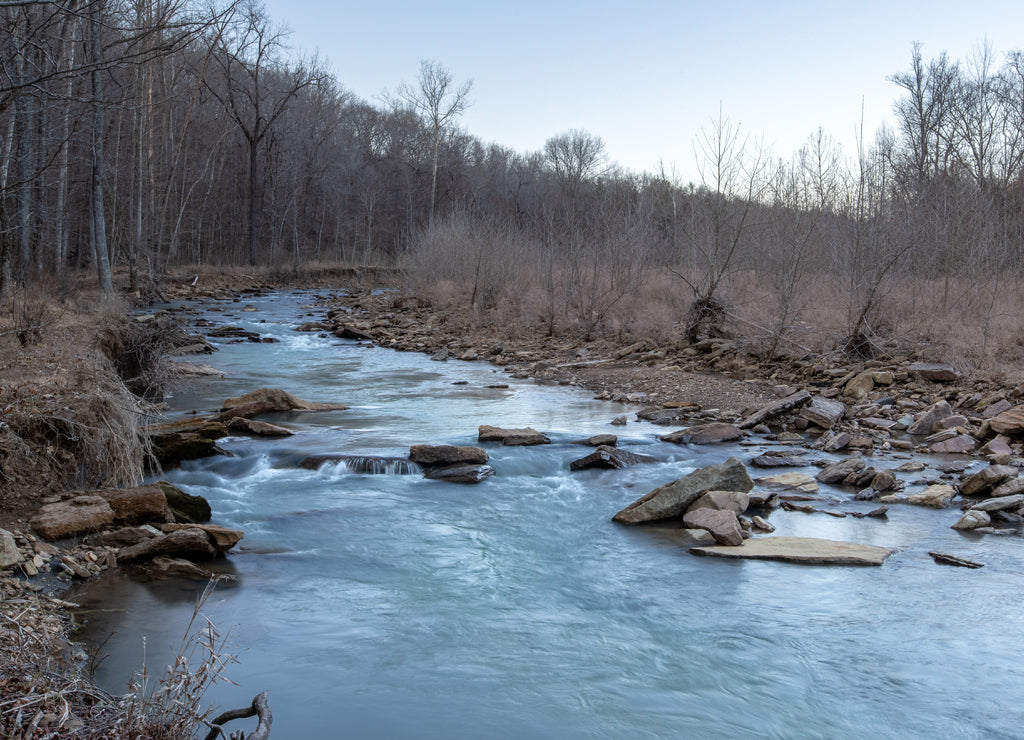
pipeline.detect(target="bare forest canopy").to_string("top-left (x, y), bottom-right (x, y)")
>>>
top-left (3, 1), bottom-right (1024, 365)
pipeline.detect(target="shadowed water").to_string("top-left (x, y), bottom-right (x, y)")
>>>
top-left (73, 292), bottom-right (1024, 739)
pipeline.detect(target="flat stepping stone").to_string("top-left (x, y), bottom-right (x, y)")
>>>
top-left (690, 536), bottom-right (894, 566)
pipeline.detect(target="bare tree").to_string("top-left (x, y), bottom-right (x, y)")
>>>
top-left (393, 59), bottom-right (471, 229)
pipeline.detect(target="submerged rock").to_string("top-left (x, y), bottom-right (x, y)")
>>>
top-left (690, 536), bottom-right (894, 566)
top-left (422, 464), bottom-right (496, 484)
top-left (612, 457), bottom-right (754, 525)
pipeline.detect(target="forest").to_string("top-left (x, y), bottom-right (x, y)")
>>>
top-left (3, 0), bottom-right (1024, 369)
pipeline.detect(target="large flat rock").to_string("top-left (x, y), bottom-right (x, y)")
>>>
top-left (689, 536), bottom-right (894, 566)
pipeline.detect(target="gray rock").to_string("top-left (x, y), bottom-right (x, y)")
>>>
top-left (660, 422), bottom-right (744, 445)
top-left (907, 400), bottom-right (953, 436)
top-left (969, 493), bottom-right (1024, 512)
top-left (478, 425), bottom-right (550, 445)
top-left (816, 457), bottom-right (866, 484)
top-left (749, 453), bottom-right (807, 468)
top-left (119, 528), bottom-right (218, 563)
top-left (569, 446), bottom-right (657, 471)
top-left (844, 372), bottom-right (875, 401)
top-left (750, 515), bottom-right (775, 532)
top-left (688, 490), bottom-right (750, 515)
top-left (611, 416), bottom-right (627, 426)
top-left (756, 472), bottom-right (819, 494)
top-left (908, 362), bottom-right (959, 382)
top-left (799, 397), bottom-right (846, 429)
top-left (156, 481), bottom-right (212, 523)
top-left (690, 536), bottom-right (894, 566)
top-left (960, 465), bottom-right (1017, 497)
top-left (907, 484), bottom-right (955, 509)
top-left (991, 477), bottom-right (1024, 498)
top-left (0, 528), bottom-right (21, 569)
top-left (981, 399), bottom-right (1013, 418)
top-left (952, 510), bottom-right (991, 530)
top-left (577, 434), bottom-right (617, 447)
top-left (681, 508), bottom-right (743, 546)
top-left (869, 469), bottom-right (899, 492)
top-left (930, 434), bottom-right (978, 454)
top-left (613, 457), bottom-right (753, 524)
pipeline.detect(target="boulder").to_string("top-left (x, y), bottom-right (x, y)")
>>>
top-left (908, 362), bottom-right (959, 382)
top-left (816, 457), bottom-right (866, 484)
top-left (749, 453), bottom-right (807, 468)
top-left (907, 400), bottom-right (953, 436)
top-left (0, 528), bottom-right (20, 569)
top-left (422, 464), bottom-right (496, 484)
top-left (88, 526), bottom-right (159, 548)
top-left (690, 536), bottom-right (894, 566)
top-left (569, 446), bottom-right (657, 471)
top-left (750, 515), bottom-right (775, 532)
top-left (635, 407), bottom-right (692, 425)
top-left (670, 528), bottom-right (718, 547)
top-left (988, 405), bottom-right (1024, 436)
top-left (118, 527), bottom-right (218, 563)
top-left (93, 485), bottom-right (172, 525)
top-left (333, 324), bottom-right (374, 341)
top-left (688, 490), bottom-right (749, 515)
top-left (960, 465), bottom-right (1017, 497)
top-left (968, 493), bottom-right (1024, 512)
top-left (737, 390), bottom-right (811, 429)
top-left (31, 496), bottom-right (115, 540)
top-left (844, 372), bottom-right (875, 401)
top-left (576, 434), bottom-right (617, 447)
top-left (798, 397), bottom-right (846, 429)
top-left (660, 423), bottom-right (743, 445)
top-left (147, 419), bottom-right (228, 467)
top-left (478, 425), bottom-right (551, 445)
top-left (220, 388), bottom-right (346, 414)
top-left (613, 457), bottom-right (753, 525)
top-left (907, 484), bottom-right (955, 509)
top-left (951, 510), bottom-right (991, 530)
top-left (930, 435), bottom-right (978, 454)
top-left (149, 556), bottom-right (225, 581)
top-left (681, 508), bottom-right (743, 546)
top-left (869, 469), bottom-right (899, 493)
top-left (991, 477), bottom-right (1024, 499)
top-left (409, 445), bottom-right (488, 466)
top-left (154, 481), bottom-right (212, 523)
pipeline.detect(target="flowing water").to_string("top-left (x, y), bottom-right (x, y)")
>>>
top-left (74, 292), bottom-right (1024, 739)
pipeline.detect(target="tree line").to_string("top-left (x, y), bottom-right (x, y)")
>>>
top-left (2, 1), bottom-right (1023, 362)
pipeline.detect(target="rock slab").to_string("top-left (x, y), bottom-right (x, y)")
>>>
top-left (613, 457), bottom-right (753, 524)
top-left (690, 536), bottom-right (894, 566)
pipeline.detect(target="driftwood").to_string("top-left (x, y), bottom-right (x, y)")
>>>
top-left (204, 690), bottom-right (272, 740)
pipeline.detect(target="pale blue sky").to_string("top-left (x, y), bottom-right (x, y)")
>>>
top-left (260, 0), bottom-right (1024, 183)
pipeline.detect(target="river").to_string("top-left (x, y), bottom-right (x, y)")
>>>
top-left (73, 291), bottom-right (1024, 739)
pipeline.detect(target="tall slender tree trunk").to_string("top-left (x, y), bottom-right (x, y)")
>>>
top-left (90, 0), bottom-right (115, 299)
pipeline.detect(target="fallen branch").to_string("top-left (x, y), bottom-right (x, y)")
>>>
top-left (203, 690), bottom-right (272, 740)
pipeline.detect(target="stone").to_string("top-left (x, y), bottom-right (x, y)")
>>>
top-left (577, 434), bottom-right (617, 447)
top-left (951, 510), bottom-right (991, 530)
top-left (871, 371), bottom-right (895, 385)
top-left (477, 425), bottom-right (550, 445)
top-left (681, 508), bottom-right (743, 546)
top-left (149, 556), bottom-right (223, 581)
top-left (690, 536), bottom-right (893, 566)
top-left (991, 477), bottom-right (1024, 499)
top-left (611, 416), bottom-right (627, 426)
top-left (929, 435), bottom-right (978, 454)
top-left (799, 397), bottom-right (846, 429)
top-left (908, 362), bottom-right (959, 382)
top-left (672, 528), bottom-right (718, 547)
top-left (159, 523), bottom-right (243, 552)
top-left (816, 457), bottom-right (866, 484)
top-left (989, 405), bottom-right (1024, 436)
top-left (737, 390), bottom-right (812, 429)
top-left (688, 490), bottom-right (749, 515)
top-left (750, 515), bottom-right (775, 532)
top-left (907, 484), bottom-right (955, 509)
top-left (332, 324), bottom-right (374, 341)
top-left (409, 445), bottom-right (488, 466)
top-left (981, 399), bottom-right (1013, 418)
top-left (93, 485), bottom-right (172, 526)
top-left (613, 457), bottom-right (754, 525)
top-left (660, 423), bottom-right (743, 445)
top-left (30, 496), bottom-right (116, 540)
top-left (844, 372), bottom-right (875, 401)
top-left (907, 400), bottom-right (953, 436)
top-left (88, 526), bottom-right (158, 548)
top-left (928, 552), bottom-right (984, 568)
top-left (897, 461), bottom-right (926, 473)
top-left (756, 472), bottom-right (819, 494)
top-left (147, 420), bottom-right (228, 466)
top-left (0, 528), bottom-right (21, 569)
top-left (822, 432), bottom-right (852, 452)
top-left (978, 438), bottom-right (1013, 458)
top-left (969, 493), bottom-right (1024, 512)
top-left (749, 453), bottom-right (806, 468)
top-left (118, 527), bottom-right (218, 563)
top-left (155, 481), bottom-right (212, 523)
top-left (960, 465), bottom-right (1017, 497)
top-left (569, 446), bottom-right (657, 471)
top-left (225, 418), bottom-right (294, 436)
top-left (636, 407), bottom-right (692, 425)
top-left (220, 387), bottom-right (346, 414)
top-left (422, 464), bottom-right (496, 484)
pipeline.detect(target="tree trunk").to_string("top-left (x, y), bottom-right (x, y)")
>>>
top-left (90, 0), bottom-right (115, 299)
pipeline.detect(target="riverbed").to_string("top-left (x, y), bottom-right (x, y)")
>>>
top-left (73, 291), bottom-right (1024, 739)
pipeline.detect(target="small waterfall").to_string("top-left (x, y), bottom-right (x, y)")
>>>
top-left (300, 454), bottom-right (422, 475)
